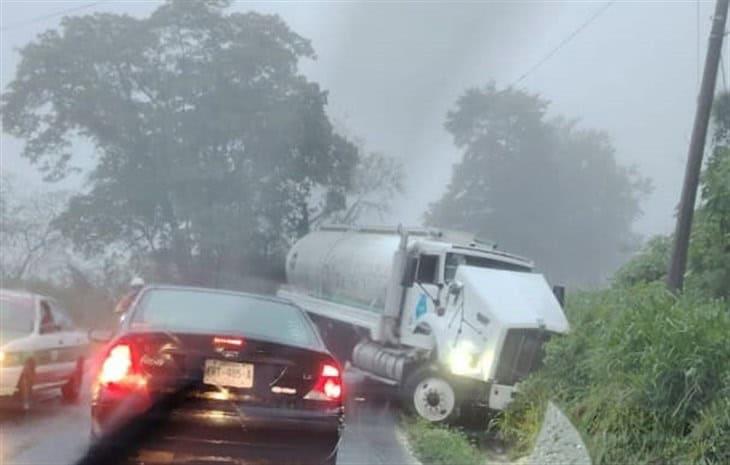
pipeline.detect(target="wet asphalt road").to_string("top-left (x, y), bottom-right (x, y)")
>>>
top-left (0, 371), bottom-right (418, 465)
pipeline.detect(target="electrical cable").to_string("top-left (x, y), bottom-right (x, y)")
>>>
top-left (1, 2), bottom-right (103, 32)
top-left (510, 1), bottom-right (616, 87)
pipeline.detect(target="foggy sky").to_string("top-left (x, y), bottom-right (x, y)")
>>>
top-left (0, 1), bottom-right (718, 239)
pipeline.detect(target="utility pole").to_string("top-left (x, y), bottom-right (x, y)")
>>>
top-left (667, 0), bottom-right (730, 292)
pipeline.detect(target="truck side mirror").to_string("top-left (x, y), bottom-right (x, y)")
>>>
top-left (401, 257), bottom-right (417, 288)
top-left (552, 285), bottom-right (566, 308)
top-left (449, 281), bottom-right (464, 297)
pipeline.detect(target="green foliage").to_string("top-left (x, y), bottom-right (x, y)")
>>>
top-left (499, 92), bottom-right (730, 465)
top-left (688, 96), bottom-right (730, 298)
top-left (497, 376), bottom-right (550, 458)
top-left (402, 417), bottom-right (483, 465)
top-left (425, 83), bottom-right (649, 287)
top-left (612, 235), bottom-right (671, 287)
top-left (311, 150), bottom-right (405, 227)
top-left (614, 92), bottom-right (730, 298)
top-left (498, 285), bottom-right (730, 465)
top-left (1, 0), bottom-right (358, 285)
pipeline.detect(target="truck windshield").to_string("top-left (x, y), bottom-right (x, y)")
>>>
top-left (444, 253), bottom-right (531, 281)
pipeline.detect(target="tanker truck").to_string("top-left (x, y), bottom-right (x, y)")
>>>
top-left (277, 225), bottom-right (569, 422)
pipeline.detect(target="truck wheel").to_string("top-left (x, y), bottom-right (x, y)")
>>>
top-left (402, 367), bottom-right (459, 423)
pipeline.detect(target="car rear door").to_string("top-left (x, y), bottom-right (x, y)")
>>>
top-left (50, 302), bottom-right (85, 379)
top-left (34, 299), bottom-right (68, 384)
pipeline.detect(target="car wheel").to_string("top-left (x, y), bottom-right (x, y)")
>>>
top-left (62, 360), bottom-right (83, 403)
top-left (16, 368), bottom-right (34, 413)
top-left (402, 367), bottom-right (460, 423)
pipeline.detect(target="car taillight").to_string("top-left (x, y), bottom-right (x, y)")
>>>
top-left (305, 363), bottom-right (343, 402)
top-left (98, 343), bottom-right (146, 389)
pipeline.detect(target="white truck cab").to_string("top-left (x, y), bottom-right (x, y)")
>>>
top-left (279, 226), bottom-right (569, 422)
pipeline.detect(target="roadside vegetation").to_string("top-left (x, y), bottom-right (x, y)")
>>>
top-left (498, 96), bottom-right (730, 465)
top-left (402, 417), bottom-right (483, 465)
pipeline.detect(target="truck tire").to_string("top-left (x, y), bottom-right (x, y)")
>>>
top-left (401, 367), bottom-right (460, 423)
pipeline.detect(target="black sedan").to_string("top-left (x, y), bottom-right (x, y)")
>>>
top-left (87, 286), bottom-right (344, 465)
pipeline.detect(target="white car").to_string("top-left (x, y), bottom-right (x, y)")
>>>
top-left (0, 289), bottom-right (89, 411)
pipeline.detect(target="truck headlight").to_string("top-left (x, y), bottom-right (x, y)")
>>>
top-left (449, 341), bottom-right (481, 375)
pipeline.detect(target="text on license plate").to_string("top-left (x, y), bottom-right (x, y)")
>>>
top-left (203, 360), bottom-right (254, 389)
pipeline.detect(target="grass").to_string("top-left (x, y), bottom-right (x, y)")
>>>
top-left (402, 416), bottom-right (484, 465)
top-left (497, 283), bottom-right (730, 465)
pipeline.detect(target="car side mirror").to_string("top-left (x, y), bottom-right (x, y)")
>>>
top-left (401, 257), bottom-right (417, 288)
top-left (88, 328), bottom-right (114, 343)
top-left (552, 285), bottom-right (566, 308)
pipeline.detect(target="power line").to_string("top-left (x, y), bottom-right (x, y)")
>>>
top-left (0, 2), bottom-right (103, 32)
top-left (510, 1), bottom-right (616, 88)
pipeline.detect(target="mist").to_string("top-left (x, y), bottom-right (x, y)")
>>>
top-left (0, 1), bottom-right (714, 240)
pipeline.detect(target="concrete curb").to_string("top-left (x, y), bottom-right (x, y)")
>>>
top-left (516, 401), bottom-right (591, 465)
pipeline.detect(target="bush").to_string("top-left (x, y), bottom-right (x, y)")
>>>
top-left (402, 417), bottom-right (483, 465)
top-left (613, 236), bottom-right (671, 288)
top-left (498, 284), bottom-right (730, 465)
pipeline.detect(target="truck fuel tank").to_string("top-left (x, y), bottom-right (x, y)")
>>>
top-left (352, 341), bottom-right (413, 382)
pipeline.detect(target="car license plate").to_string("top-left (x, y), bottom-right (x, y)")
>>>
top-left (203, 360), bottom-right (254, 389)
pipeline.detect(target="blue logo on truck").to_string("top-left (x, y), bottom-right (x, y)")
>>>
top-left (415, 294), bottom-right (428, 319)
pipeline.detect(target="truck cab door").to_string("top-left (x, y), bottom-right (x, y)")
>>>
top-left (399, 254), bottom-right (442, 348)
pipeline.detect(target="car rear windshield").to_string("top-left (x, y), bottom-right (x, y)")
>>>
top-left (0, 297), bottom-right (34, 334)
top-left (132, 289), bottom-right (318, 348)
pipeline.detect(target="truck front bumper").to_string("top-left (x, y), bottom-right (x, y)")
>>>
top-left (488, 383), bottom-right (519, 410)
top-left (454, 377), bottom-right (519, 411)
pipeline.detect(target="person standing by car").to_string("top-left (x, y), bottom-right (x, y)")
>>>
top-left (113, 277), bottom-right (145, 326)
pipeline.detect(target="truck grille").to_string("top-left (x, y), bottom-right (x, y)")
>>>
top-left (494, 329), bottom-right (551, 385)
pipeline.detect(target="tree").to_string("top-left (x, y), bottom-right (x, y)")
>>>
top-left (310, 150), bottom-right (404, 227)
top-left (0, 175), bottom-right (69, 280)
top-left (2, 0), bottom-right (358, 285)
top-left (613, 93), bottom-right (730, 298)
top-left (425, 84), bottom-right (650, 286)
top-left (612, 236), bottom-right (672, 288)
